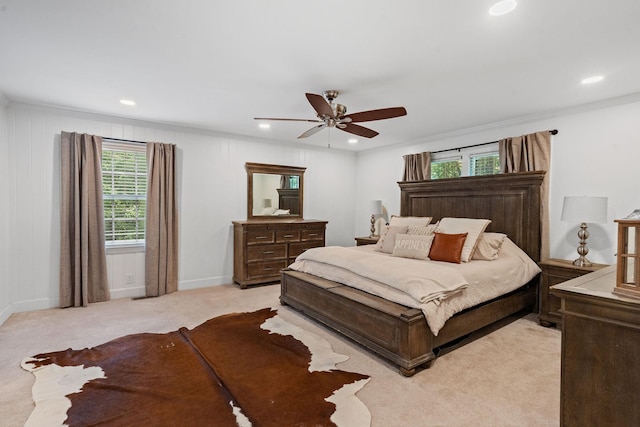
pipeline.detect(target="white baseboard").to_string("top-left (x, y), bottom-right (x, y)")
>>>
top-left (0, 304), bottom-right (12, 326)
top-left (109, 286), bottom-right (145, 300)
top-left (179, 275), bottom-right (233, 291)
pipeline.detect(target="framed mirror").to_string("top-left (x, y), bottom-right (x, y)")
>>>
top-left (246, 162), bottom-right (306, 220)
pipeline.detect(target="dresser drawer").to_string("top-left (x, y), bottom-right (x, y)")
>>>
top-left (289, 241), bottom-right (323, 258)
top-left (247, 231), bottom-right (275, 245)
top-left (276, 230), bottom-right (300, 243)
top-left (247, 244), bottom-right (287, 262)
top-left (301, 229), bottom-right (324, 241)
top-left (246, 260), bottom-right (288, 280)
top-left (545, 266), bottom-right (584, 283)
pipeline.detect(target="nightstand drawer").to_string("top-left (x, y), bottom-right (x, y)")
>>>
top-left (247, 244), bottom-right (287, 262)
top-left (538, 258), bottom-right (608, 327)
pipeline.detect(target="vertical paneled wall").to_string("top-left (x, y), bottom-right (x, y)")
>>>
top-left (0, 96), bottom-right (10, 324)
top-left (4, 103), bottom-right (357, 315)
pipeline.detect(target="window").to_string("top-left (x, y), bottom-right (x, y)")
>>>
top-left (430, 143), bottom-right (500, 179)
top-left (102, 141), bottom-right (147, 247)
top-left (431, 157), bottom-right (462, 179)
top-left (470, 153), bottom-right (501, 176)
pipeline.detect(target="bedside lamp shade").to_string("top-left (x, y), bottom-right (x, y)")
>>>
top-left (561, 196), bottom-right (608, 224)
top-left (561, 196), bottom-right (608, 266)
top-left (368, 200), bottom-right (383, 238)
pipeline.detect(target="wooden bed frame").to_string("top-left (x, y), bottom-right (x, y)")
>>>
top-left (280, 171), bottom-right (545, 376)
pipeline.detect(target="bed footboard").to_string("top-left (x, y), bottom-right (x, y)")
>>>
top-left (280, 269), bottom-right (435, 376)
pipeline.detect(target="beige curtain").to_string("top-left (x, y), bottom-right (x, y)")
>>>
top-left (403, 151), bottom-right (431, 181)
top-left (145, 142), bottom-right (178, 297)
top-left (59, 132), bottom-right (110, 307)
top-left (499, 131), bottom-right (552, 260)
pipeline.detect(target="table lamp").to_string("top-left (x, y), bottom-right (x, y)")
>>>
top-left (368, 200), bottom-right (382, 237)
top-left (561, 196), bottom-right (608, 266)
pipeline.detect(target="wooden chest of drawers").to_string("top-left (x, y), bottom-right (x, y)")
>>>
top-left (232, 219), bottom-right (327, 288)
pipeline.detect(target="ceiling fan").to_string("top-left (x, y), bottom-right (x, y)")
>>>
top-left (255, 90), bottom-right (407, 139)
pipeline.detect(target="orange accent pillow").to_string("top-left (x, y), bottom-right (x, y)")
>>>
top-left (429, 232), bottom-right (468, 264)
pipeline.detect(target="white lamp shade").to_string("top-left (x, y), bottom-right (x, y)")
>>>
top-left (368, 200), bottom-right (382, 216)
top-left (561, 196), bottom-right (608, 223)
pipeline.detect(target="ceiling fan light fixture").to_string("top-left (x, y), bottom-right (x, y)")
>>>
top-left (258, 123), bottom-right (270, 129)
top-left (348, 138), bottom-right (358, 144)
top-left (120, 99), bottom-right (136, 106)
top-left (489, 0), bottom-right (517, 16)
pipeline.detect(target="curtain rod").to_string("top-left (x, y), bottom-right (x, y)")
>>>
top-left (102, 136), bottom-right (147, 145)
top-left (431, 129), bottom-right (558, 155)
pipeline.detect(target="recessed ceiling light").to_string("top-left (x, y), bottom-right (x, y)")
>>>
top-left (258, 123), bottom-right (270, 129)
top-left (120, 99), bottom-right (136, 106)
top-left (581, 75), bottom-right (605, 85)
top-left (348, 138), bottom-right (358, 144)
top-left (489, 0), bottom-right (517, 16)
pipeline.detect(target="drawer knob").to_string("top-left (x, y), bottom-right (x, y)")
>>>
top-left (283, 234), bottom-right (294, 238)
top-left (255, 236), bottom-right (268, 240)
top-left (262, 251), bottom-right (274, 255)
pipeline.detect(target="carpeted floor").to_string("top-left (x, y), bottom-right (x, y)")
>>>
top-left (0, 284), bottom-right (561, 426)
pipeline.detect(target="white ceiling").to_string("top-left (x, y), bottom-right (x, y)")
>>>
top-left (1, 1), bottom-right (639, 151)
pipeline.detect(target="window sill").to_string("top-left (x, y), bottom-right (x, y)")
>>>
top-left (106, 243), bottom-right (145, 255)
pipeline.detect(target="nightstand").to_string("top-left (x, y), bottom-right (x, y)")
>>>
top-left (355, 236), bottom-right (379, 246)
top-left (538, 258), bottom-right (608, 327)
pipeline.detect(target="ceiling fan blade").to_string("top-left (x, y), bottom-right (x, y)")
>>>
top-left (254, 117), bottom-right (322, 123)
top-left (340, 123), bottom-right (379, 138)
top-left (305, 93), bottom-right (335, 119)
top-left (343, 107), bottom-right (407, 123)
top-left (297, 123), bottom-right (327, 139)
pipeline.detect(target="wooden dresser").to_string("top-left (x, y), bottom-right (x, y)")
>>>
top-left (538, 258), bottom-right (608, 327)
top-left (232, 219), bottom-right (327, 288)
top-left (551, 266), bottom-right (640, 427)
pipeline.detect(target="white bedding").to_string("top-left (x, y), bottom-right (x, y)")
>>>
top-left (288, 237), bottom-right (541, 336)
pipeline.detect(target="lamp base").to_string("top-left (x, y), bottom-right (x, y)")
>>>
top-left (573, 222), bottom-right (592, 267)
top-left (369, 214), bottom-right (376, 238)
top-left (572, 257), bottom-right (593, 267)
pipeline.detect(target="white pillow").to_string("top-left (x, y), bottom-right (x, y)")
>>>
top-left (389, 215), bottom-right (432, 228)
top-left (260, 207), bottom-right (277, 215)
top-left (407, 223), bottom-right (438, 236)
top-left (375, 225), bottom-right (409, 254)
top-left (472, 232), bottom-right (507, 261)
top-left (392, 234), bottom-right (435, 260)
top-left (274, 209), bottom-right (290, 215)
top-left (436, 217), bottom-right (491, 262)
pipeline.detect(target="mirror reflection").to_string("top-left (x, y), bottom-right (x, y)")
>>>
top-left (252, 173), bottom-right (300, 216)
top-left (246, 162), bottom-right (305, 220)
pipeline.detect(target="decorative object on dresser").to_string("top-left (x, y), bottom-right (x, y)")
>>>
top-left (613, 214), bottom-right (640, 299)
top-left (355, 236), bottom-right (379, 246)
top-left (551, 266), bottom-right (640, 427)
top-left (368, 199), bottom-right (382, 237)
top-left (538, 258), bottom-right (608, 327)
top-left (560, 196), bottom-right (608, 267)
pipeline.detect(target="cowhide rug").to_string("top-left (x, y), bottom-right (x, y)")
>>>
top-left (21, 308), bottom-right (370, 427)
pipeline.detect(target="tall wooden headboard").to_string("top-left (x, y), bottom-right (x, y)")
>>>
top-left (398, 171), bottom-right (545, 262)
